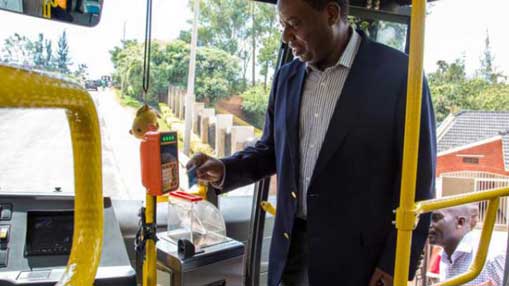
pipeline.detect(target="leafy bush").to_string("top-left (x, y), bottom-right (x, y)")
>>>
top-left (110, 40), bottom-right (241, 106)
top-left (240, 85), bottom-right (270, 129)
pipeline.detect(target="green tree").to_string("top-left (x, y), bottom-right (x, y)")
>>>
top-left (197, 0), bottom-right (250, 54)
top-left (195, 46), bottom-right (240, 103)
top-left (44, 39), bottom-right (54, 70)
top-left (468, 83), bottom-right (509, 111)
top-left (110, 40), bottom-right (143, 98)
top-left (56, 30), bottom-right (71, 74)
top-left (195, 0), bottom-right (250, 90)
top-left (74, 64), bottom-right (89, 82)
top-left (477, 31), bottom-right (505, 84)
top-left (33, 33), bottom-right (45, 68)
top-left (240, 84), bottom-right (269, 128)
top-left (429, 57), bottom-right (509, 122)
top-left (110, 39), bottom-right (240, 105)
top-left (253, 3), bottom-right (279, 89)
top-left (258, 31), bottom-right (279, 90)
top-left (1, 32), bottom-right (88, 78)
top-left (194, 0), bottom-right (277, 90)
top-left (429, 58), bottom-right (470, 121)
top-left (1, 33), bottom-right (34, 66)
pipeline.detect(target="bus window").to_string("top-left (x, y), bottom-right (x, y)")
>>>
top-left (349, 17), bottom-right (409, 53)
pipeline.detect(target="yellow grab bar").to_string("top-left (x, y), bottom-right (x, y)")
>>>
top-left (418, 186), bottom-right (509, 213)
top-left (414, 188), bottom-right (509, 285)
top-left (0, 65), bottom-right (104, 286)
top-left (393, 0), bottom-right (427, 284)
top-left (392, 0), bottom-right (509, 284)
top-left (261, 201), bottom-right (276, 216)
top-left (42, 0), bottom-right (58, 19)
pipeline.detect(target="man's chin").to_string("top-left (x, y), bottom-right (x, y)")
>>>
top-left (294, 53), bottom-right (312, 63)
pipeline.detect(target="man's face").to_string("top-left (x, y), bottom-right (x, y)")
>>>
top-left (277, 0), bottom-right (334, 65)
top-left (429, 210), bottom-right (460, 247)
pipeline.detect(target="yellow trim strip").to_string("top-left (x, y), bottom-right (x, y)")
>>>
top-left (0, 65), bottom-right (103, 286)
top-left (393, 0), bottom-right (426, 284)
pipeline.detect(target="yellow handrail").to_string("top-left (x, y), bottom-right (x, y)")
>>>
top-left (418, 187), bottom-right (509, 213)
top-left (0, 64), bottom-right (104, 285)
top-left (393, 0), bottom-right (426, 284)
top-left (42, 0), bottom-right (58, 19)
top-left (393, 0), bottom-right (509, 285)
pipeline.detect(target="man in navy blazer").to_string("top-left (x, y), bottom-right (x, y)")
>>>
top-left (187, 0), bottom-right (436, 285)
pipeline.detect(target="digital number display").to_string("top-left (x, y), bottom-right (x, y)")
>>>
top-left (161, 134), bottom-right (176, 143)
top-left (160, 131), bottom-right (179, 192)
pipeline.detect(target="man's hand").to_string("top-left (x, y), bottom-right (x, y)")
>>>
top-left (369, 268), bottom-right (393, 286)
top-left (186, 153), bottom-right (224, 184)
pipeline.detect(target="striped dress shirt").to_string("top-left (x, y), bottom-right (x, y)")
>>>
top-left (439, 231), bottom-right (506, 286)
top-left (297, 29), bottom-right (361, 218)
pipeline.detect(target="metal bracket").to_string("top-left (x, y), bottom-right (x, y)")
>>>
top-left (394, 206), bottom-right (420, 231)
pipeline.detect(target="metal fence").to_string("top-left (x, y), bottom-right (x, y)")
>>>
top-left (441, 171), bottom-right (509, 229)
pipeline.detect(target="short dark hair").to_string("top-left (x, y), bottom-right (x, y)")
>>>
top-left (302, 0), bottom-right (350, 19)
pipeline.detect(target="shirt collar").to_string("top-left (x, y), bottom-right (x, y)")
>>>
top-left (306, 27), bottom-right (361, 73)
top-left (441, 231), bottom-right (476, 264)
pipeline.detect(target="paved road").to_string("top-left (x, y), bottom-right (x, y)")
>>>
top-left (93, 89), bottom-right (145, 199)
top-left (0, 89), bottom-right (144, 199)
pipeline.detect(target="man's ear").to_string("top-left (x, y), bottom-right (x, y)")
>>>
top-left (326, 2), bottom-right (341, 25)
top-left (457, 216), bottom-right (467, 228)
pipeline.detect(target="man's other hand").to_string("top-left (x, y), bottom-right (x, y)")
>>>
top-left (369, 268), bottom-right (393, 286)
top-left (186, 153), bottom-right (224, 184)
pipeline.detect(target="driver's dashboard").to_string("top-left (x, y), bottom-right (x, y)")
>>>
top-left (0, 194), bottom-right (135, 286)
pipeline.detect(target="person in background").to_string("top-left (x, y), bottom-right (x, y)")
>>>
top-left (429, 204), bottom-right (505, 286)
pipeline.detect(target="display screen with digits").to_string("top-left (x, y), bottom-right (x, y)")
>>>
top-left (160, 132), bottom-right (179, 192)
top-left (161, 134), bottom-right (176, 143)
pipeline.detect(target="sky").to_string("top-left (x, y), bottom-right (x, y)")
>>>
top-left (0, 0), bottom-right (192, 77)
top-left (0, 0), bottom-right (508, 79)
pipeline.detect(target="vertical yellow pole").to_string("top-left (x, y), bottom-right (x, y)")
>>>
top-left (393, 0), bottom-right (426, 285)
top-left (143, 194), bottom-right (157, 286)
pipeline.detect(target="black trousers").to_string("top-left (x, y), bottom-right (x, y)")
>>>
top-left (280, 218), bottom-right (309, 286)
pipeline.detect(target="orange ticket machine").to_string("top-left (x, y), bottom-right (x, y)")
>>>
top-left (140, 131), bottom-right (179, 196)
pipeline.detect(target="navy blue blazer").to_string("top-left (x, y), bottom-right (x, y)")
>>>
top-left (220, 31), bottom-right (436, 286)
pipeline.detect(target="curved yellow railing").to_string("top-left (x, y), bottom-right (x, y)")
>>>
top-left (420, 194), bottom-right (503, 286)
top-left (393, 1), bottom-right (509, 285)
top-left (42, 0), bottom-right (58, 19)
top-left (0, 64), bottom-right (104, 286)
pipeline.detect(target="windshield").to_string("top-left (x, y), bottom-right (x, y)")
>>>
top-left (1, 0), bottom-right (508, 203)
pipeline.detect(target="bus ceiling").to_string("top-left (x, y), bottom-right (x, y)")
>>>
top-left (254, 0), bottom-right (439, 15)
top-left (254, 0), bottom-right (440, 28)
